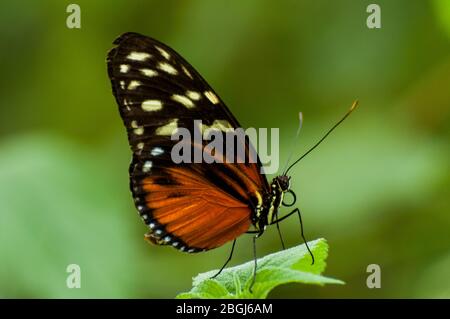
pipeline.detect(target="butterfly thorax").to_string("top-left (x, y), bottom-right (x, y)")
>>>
top-left (254, 175), bottom-right (291, 234)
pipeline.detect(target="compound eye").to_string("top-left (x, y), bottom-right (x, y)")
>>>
top-left (286, 181), bottom-right (291, 191)
top-left (282, 189), bottom-right (296, 207)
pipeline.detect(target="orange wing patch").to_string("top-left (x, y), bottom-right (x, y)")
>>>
top-left (142, 167), bottom-right (252, 251)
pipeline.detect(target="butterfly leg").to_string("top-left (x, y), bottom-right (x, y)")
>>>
top-left (211, 239), bottom-right (237, 279)
top-left (274, 211), bottom-right (286, 250)
top-left (245, 218), bottom-right (285, 250)
top-left (249, 235), bottom-right (258, 293)
top-left (270, 207), bottom-right (298, 224)
top-left (271, 207), bottom-right (315, 265)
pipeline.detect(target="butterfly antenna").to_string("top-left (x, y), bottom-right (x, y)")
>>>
top-left (285, 100), bottom-right (359, 175)
top-left (282, 112), bottom-right (303, 175)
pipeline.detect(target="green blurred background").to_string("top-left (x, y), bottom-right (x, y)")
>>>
top-left (0, 0), bottom-right (449, 298)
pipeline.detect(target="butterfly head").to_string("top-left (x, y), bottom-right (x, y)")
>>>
top-left (274, 175), bottom-right (291, 193)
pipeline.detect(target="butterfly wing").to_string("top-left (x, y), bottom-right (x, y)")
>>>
top-left (107, 32), bottom-right (269, 252)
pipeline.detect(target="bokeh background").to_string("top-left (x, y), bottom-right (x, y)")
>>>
top-left (0, 0), bottom-right (449, 298)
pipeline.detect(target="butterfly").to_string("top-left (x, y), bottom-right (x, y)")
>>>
top-left (107, 32), bottom-right (357, 287)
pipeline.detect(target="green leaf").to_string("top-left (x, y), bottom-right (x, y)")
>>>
top-left (177, 280), bottom-right (233, 299)
top-left (177, 238), bottom-right (344, 299)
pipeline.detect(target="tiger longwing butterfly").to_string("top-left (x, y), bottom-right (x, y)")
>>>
top-left (107, 32), bottom-right (357, 287)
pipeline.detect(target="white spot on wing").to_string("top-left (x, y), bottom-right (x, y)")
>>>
top-left (131, 120), bottom-right (138, 128)
top-left (157, 62), bottom-right (178, 75)
top-left (204, 91), bottom-right (219, 104)
top-left (201, 120), bottom-right (234, 133)
top-left (120, 81), bottom-right (125, 89)
top-left (186, 91), bottom-right (201, 101)
top-left (142, 100), bottom-right (162, 111)
top-left (171, 94), bottom-right (195, 109)
top-left (140, 68), bottom-right (158, 77)
top-left (156, 119), bottom-right (178, 136)
top-left (155, 46), bottom-right (170, 60)
top-left (137, 142), bottom-right (144, 150)
top-left (127, 52), bottom-right (151, 61)
top-left (123, 99), bottom-right (131, 111)
top-left (163, 236), bottom-right (171, 243)
top-left (128, 80), bottom-right (141, 90)
top-left (120, 64), bottom-right (130, 73)
top-left (151, 147), bottom-right (164, 156)
top-left (181, 65), bottom-right (193, 79)
top-left (142, 161), bottom-right (153, 173)
top-left (134, 127), bottom-right (144, 135)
